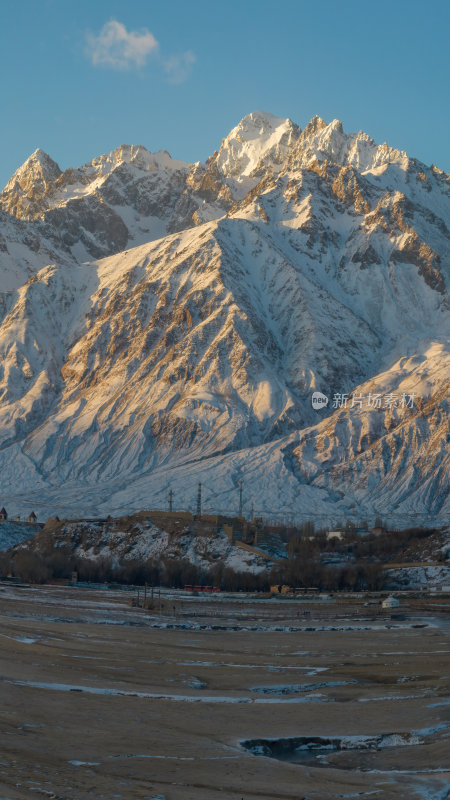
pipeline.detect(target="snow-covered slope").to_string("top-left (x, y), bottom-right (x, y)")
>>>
top-left (0, 519), bottom-right (42, 551)
top-left (0, 112), bottom-right (448, 526)
top-left (14, 516), bottom-right (271, 574)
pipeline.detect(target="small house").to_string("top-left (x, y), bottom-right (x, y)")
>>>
top-left (0, 507), bottom-right (7, 521)
top-left (381, 596), bottom-right (399, 609)
top-left (327, 530), bottom-right (344, 541)
top-left (270, 584), bottom-right (292, 595)
top-left (28, 511), bottom-right (37, 523)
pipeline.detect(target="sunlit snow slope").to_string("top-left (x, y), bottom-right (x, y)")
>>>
top-left (0, 112), bottom-right (448, 524)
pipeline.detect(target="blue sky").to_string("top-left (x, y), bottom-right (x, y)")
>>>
top-left (1, 0), bottom-right (449, 187)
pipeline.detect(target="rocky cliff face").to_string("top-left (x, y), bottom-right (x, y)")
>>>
top-left (0, 112), bottom-right (448, 524)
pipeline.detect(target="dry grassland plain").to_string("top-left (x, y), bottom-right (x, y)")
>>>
top-left (0, 584), bottom-right (449, 800)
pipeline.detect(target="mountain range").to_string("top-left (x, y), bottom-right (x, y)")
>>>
top-left (0, 111), bottom-right (448, 525)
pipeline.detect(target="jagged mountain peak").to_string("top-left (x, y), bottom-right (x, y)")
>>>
top-left (29, 147), bottom-right (56, 164)
top-left (88, 143), bottom-right (189, 175)
top-left (212, 110), bottom-right (300, 187)
top-left (301, 114), bottom-right (328, 137)
top-left (230, 110), bottom-right (295, 136)
top-left (0, 148), bottom-right (62, 219)
top-left (3, 148), bottom-right (61, 193)
top-left (286, 115), bottom-right (413, 176)
top-left (327, 118), bottom-right (344, 133)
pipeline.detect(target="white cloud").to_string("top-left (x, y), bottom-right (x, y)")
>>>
top-left (85, 20), bottom-right (196, 83)
top-left (163, 50), bottom-right (197, 84)
top-left (86, 20), bottom-right (159, 70)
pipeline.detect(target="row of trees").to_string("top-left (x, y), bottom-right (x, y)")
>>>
top-left (0, 547), bottom-right (269, 591)
top-left (0, 543), bottom-right (385, 592)
top-left (334, 527), bottom-right (438, 561)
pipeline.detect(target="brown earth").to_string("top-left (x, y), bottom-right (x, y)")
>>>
top-left (0, 584), bottom-right (449, 799)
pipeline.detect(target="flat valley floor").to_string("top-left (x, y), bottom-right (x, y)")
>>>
top-left (0, 584), bottom-right (449, 800)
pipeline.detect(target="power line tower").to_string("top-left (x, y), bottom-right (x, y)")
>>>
top-left (168, 488), bottom-right (174, 513)
top-left (238, 479), bottom-right (243, 517)
top-left (250, 501), bottom-right (254, 520)
top-left (196, 482), bottom-right (202, 518)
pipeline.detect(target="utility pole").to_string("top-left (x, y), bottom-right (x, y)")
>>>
top-left (250, 501), bottom-right (254, 521)
top-left (238, 480), bottom-right (243, 517)
top-left (168, 488), bottom-right (174, 513)
top-left (196, 482), bottom-right (202, 518)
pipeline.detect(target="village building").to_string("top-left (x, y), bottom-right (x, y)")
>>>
top-left (381, 596), bottom-right (399, 609)
top-left (0, 507), bottom-right (7, 521)
top-left (327, 530), bottom-right (344, 541)
top-left (28, 511), bottom-right (37, 523)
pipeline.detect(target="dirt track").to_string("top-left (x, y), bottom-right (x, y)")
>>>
top-left (0, 584), bottom-right (449, 799)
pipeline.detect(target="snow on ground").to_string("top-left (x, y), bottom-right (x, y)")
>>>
top-left (20, 518), bottom-right (273, 575)
top-left (386, 565), bottom-right (450, 591)
top-left (0, 520), bottom-right (41, 551)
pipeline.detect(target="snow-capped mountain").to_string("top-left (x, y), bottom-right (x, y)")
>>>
top-left (0, 112), bottom-right (448, 525)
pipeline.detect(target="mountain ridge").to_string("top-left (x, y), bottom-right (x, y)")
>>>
top-left (0, 112), bottom-right (448, 524)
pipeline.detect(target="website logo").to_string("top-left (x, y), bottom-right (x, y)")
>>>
top-left (312, 391), bottom-right (329, 410)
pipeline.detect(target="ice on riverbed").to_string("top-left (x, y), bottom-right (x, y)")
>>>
top-left (144, 795), bottom-right (167, 800)
top-left (250, 680), bottom-right (356, 694)
top-left (0, 633), bottom-right (38, 644)
top-left (5, 679), bottom-right (336, 704)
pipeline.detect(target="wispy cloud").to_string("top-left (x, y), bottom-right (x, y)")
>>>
top-left (85, 20), bottom-right (196, 83)
top-left (164, 50), bottom-right (196, 84)
top-left (86, 20), bottom-right (159, 70)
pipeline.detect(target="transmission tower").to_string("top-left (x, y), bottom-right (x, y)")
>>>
top-left (238, 479), bottom-right (243, 517)
top-left (196, 482), bottom-right (202, 517)
top-left (168, 488), bottom-right (174, 513)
